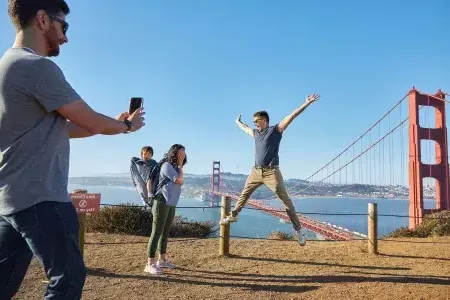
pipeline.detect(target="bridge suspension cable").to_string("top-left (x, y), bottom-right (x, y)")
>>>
top-left (261, 91), bottom-right (412, 201)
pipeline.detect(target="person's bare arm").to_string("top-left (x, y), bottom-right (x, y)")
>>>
top-left (66, 112), bottom-right (131, 138)
top-left (278, 94), bottom-right (320, 133)
top-left (174, 152), bottom-right (186, 184)
top-left (235, 114), bottom-right (254, 136)
top-left (25, 58), bottom-right (145, 137)
top-left (57, 100), bottom-right (144, 137)
top-left (66, 122), bottom-right (95, 138)
top-left (174, 166), bottom-right (184, 184)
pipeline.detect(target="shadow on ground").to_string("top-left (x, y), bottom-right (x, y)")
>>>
top-left (86, 252), bottom-right (450, 293)
top-left (86, 267), bottom-right (320, 293)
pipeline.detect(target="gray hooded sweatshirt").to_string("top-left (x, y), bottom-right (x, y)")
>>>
top-left (130, 157), bottom-right (157, 205)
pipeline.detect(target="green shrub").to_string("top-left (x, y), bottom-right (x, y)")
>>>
top-left (386, 226), bottom-right (421, 238)
top-left (386, 210), bottom-right (450, 238)
top-left (267, 230), bottom-right (295, 240)
top-left (85, 204), bottom-right (218, 238)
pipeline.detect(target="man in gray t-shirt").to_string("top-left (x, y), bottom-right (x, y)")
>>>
top-left (0, 1), bottom-right (144, 299)
top-left (220, 94), bottom-right (320, 246)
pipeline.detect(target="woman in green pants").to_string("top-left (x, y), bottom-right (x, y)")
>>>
top-left (144, 144), bottom-right (187, 275)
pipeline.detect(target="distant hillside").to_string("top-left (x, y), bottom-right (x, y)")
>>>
top-left (69, 172), bottom-right (435, 200)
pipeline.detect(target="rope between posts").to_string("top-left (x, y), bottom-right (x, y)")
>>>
top-left (100, 203), bottom-right (221, 209)
top-left (229, 235), bottom-right (365, 241)
top-left (99, 203), bottom-right (450, 219)
top-left (243, 206), bottom-right (368, 216)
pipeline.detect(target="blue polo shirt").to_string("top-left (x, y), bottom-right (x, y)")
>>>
top-left (253, 124), bottom-right (282, 166)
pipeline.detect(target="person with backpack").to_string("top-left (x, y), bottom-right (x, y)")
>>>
top-left (130, 146), bottom-right (157, 206)
top-left (144, 144), bottom-right (187, 275)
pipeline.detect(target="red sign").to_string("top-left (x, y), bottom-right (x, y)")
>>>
top-left (70, 193), bottom-right (101, 213)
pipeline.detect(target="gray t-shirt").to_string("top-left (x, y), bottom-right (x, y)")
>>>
top-left (0, 48), bottom-right (80, 215)
top-left (253, 124), bottom-right (282, 166)
top-left (159, 162), bottom-right (182, 206)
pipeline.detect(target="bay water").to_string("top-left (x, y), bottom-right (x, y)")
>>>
top-left (69, 184), bottom-right (436, 239)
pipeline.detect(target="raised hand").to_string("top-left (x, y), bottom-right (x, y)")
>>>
top-left (177, 151), bottom-right (186, 166)
top-left (115, 112), bottom-right (130, 121)
top-left (127, 108), bottom-right (145, 132)
top-left (305, 93), bottom-right (320, 105)
top-left (235, 114), bottom-right (242, 123)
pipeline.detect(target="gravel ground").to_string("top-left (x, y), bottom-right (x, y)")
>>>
top-left (13, 233), bottom-right (450, 300)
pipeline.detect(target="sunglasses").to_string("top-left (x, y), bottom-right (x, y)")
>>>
top-left (48, 14), bottom-right (69, 36)
top-left (253, 118), bottom-right (262, 124)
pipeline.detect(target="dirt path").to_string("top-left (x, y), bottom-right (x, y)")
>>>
top-left (14, 233), bottom-right (450, 299)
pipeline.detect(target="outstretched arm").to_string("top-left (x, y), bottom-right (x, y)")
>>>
top-left (67, 112), bottom-right (132, 138)
top-left (67, 122), bottom-right (96, 138)
top-left (235, 114), bottom-right (254, 137)
top-left (278, 94), bottom-right (320, 133)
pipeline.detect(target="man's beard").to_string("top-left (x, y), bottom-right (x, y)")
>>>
top-left (44, 33), bottom-right (60, 57)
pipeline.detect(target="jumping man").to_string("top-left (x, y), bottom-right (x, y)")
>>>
top-left (220, 94), bottom-right (320, 246)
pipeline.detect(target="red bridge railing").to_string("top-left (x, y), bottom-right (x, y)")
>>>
top-left (211, 191), bottom-right (367, 241)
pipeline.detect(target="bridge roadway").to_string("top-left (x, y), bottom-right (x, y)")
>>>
top-left (212, 191), bottom-right (367, 241)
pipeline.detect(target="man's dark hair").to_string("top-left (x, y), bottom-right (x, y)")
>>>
top-left (253, 111), bottom-right (269, 123)
top-left (141, 146), bottom-right (154, 157)
top-left (8, 0), bottom-right (70, 31)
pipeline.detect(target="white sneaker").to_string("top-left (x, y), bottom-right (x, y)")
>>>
top-left (296, 229), bottom-right (307, 246)
top-left (144, 263), bottom-right (163, 275)
top-left (220, 214), bottom-right (238, 225)
top-left (156, 260), bottom-right (176, 269)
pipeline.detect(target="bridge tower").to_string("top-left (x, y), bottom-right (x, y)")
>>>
top-left (409, 88), bottom-right (450, 229)
top-left (211, 161), bottom-right (221, 205)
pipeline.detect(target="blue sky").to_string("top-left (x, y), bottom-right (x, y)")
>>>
top-left (1, 0), bottom-right (449, 180)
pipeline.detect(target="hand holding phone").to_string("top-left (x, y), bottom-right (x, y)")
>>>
top-left (129, 97), bottom-right (144, 115)
top-left (119, 97), bottom-right (145, 133)
top-left (115, 112), bottom-right (130, 121)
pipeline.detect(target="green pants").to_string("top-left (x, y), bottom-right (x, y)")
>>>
top-left (147, 195), bottom-right (176, 258)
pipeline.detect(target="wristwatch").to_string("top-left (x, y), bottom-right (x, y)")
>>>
top-left (123, 119), bottom-right (132, 133)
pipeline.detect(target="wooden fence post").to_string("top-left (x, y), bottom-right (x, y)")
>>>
top-left (368, 202), bottom-right (378, 255)
top-left (219, 195), bottom-right (231, 256)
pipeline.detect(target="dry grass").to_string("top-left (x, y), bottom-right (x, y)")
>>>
top-left (267, 230), bottom-right (295, 240)
top-left (15, 233), bottom-right (450, 300)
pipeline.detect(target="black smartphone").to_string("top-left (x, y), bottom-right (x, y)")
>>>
top-left (129, 97), bottom-right (144, 115)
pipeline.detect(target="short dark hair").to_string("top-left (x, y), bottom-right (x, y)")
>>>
top-left (141, 146), bottom-right (154, 158)
top-left (253, 111), bottom-right (269, 123)
top-left (8, 0), bottom-right (70, 31)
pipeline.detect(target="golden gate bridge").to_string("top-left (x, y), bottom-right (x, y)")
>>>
top-left (205, 88), bottom-right (449, 240)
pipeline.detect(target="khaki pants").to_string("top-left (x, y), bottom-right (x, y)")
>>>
top-left (231, 167), bottom-right (302, 231)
